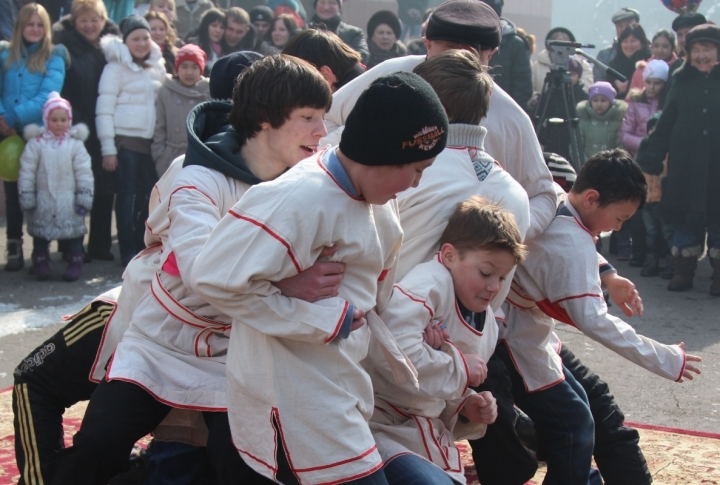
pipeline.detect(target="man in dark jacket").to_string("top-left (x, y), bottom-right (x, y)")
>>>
top-left (488, 17), bottom-right (533, 111)
top-left (310, 0), bottom-right (369, 63)
top-left (595, 7), bottom-right (640, 82)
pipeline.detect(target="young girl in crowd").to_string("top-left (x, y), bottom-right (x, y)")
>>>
top-left (186, 8), bottom-right (225, 75)
top-left (145, 10), bottom-right (179, 74)
top-left (631, 29), bottom-right (677, 91)
top-left (96, 14), bottom-right (165, 265)
top-left (151, 44), bottom-right (209, 176)
top-left (18, 92), bottom-right (93, 281)
top-left (268, 14), bottom-right (299, 50)
top-left (621, 59), bottom-right (668, 158)
top-left (577, 81), bottom-right (627, 163)
top-left (619, 59), bottom-right (668, 266)
top-left (1, 3), bottom-right (68, 272)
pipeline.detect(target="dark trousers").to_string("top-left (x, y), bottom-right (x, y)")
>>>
top-left (33, 236), bottom-right (84, 254)
top-left (115, 148), bottom-right (157, 260)
top-left (50, 378), bottom-right (265, 485)
top-left (560, 346), bottom-right (651, 485)
top-left (88, 194), bottom-right (114, 256)
top-left (627, 210), bottom-right (647, 260)
top-left (4, 180), bottom-right (23, 239)
top-left (12, 300), bottom-right (113, 485)
top-left (470, 344), bottom-right (651, 485)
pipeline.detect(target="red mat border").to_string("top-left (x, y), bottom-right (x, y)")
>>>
top-left (1, 386), bottom-right (717, 440)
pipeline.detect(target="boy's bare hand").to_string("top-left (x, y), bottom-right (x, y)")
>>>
top-left (422, 321), bottom-right (449, 350)
top-left (464, 354), bottom-right (488, 387)
top-left (102, 155), bottom-right (118, 171)
top-left (273, 246), bottom-right (345, 302)
top-left (603, 273), bottom-right (644, 317)
top-left (351, 308), bottom-right (366, 332)
top-left (460, 391), bottom-right (497, 424)
top-left (678, 342), bottom-right (702, 382)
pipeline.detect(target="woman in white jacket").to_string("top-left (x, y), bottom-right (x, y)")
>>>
top-left (96, 14), bottom-right (166, 265)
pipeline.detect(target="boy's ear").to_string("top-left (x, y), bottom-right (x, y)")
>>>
top-left (440, 242), bottom-right (458, 264)
top-left (318, 65), bottom-right (337, 87)
top-left (583, 189), bottom-right (601, 209)
top-left (259, 121), bottom-right (272, 131)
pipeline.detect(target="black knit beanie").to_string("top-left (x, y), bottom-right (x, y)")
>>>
top-left (249, 5), bottom-right (274, 24)
top-left (120, 14), bottom-right (151, 42)
top-left (340, 72), bottom-right (448, 166)
top-left (367, 10), bottom-right (402, 39)
top-left (209, 51), bottom-right (263, 100)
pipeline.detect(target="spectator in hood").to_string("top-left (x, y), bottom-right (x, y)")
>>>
top-left (532, 26), bottom-right (593, 98)
top-left (366, 10), bottom-right (408, 69)
top-left (487, 16), bottom-right (533, 110)
top-left (595, 7), bottom-right (640, 82)
top-left (311, 0), bottom-right (368, 63)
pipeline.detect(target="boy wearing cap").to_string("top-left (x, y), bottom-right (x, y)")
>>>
top-left (323, 0), bottom-right (558, 244)
top-left (152, 44), bottom-right (210, 176)
top-left (192, 72), bottom-right (448, 485)
top-left (595, 7), bottom-right (640, 82)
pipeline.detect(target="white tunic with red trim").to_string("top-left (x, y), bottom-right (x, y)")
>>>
top-left (90, 157), bottom-right (185, 382)
top-left (191, 152), bottom-right (404, 485)
top-left (504, 201), bottom-right (686, 392)
top-left (366, 254), bottom-right (497, 484)
top-left (396, 140), bottom-right (529, 312)
top-left (106, 164), bottom-right (250, 410)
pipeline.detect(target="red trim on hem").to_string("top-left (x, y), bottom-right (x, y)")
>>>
top-left (453, 394), bottom-right (473, 416)
top-left (553, 293), bottom-right (603, 304)
top-left (315, 461), bottom-right (384, 485)
top-left (294, 445), bottom-right (378, 473)
top-left (394, 285), bottom-right (434, 319)
top-left (426, 418), bottom-right (451, 470)
top-left (413, 415), bottom-right (434, 462)
top-left (105, 376), bottom-right (227, 412)
top-left (500, 340), bottom-right (565, 393)
top-left (325, 301), bottom-right (349, 343)
top-left (229, 210), bottom-right (302, 273)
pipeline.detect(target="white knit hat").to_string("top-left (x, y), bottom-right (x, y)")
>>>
top-left (42, 92), bottom-right (73, 128)
top-left (643, 59), bottom-right (669, 82)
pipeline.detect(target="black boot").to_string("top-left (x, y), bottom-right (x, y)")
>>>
top-left (640, 252), bottom-right (659, 277)
top-left (667, 247), bottom-right (699, 292)
top-left (4, 239), bottom-right (24, 271)
top-left (709, 250), bottom-right (720, 297)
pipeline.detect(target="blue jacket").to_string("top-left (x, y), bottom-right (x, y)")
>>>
top-left (0, 41), bottom-right (69, 130)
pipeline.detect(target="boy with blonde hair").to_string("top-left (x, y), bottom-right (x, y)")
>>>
top-left (367, 196), bottom-right (525, 484)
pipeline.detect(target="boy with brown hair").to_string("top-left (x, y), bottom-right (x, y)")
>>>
top-left (192, 71), bottom-right (448, 485)
top-left (366, 196), bottom-right (525, 484)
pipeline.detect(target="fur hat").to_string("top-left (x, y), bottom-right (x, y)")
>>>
top-left (340, 72), bottom-right (448, 167)
top-left (367, 10), bottom-right (402, 39)
top-left (43, 91), bottom-right (72, 127)
top-left (175, 44), bottom-right (207, 74)
top-left (685, 23), bottom-right (720, 49)
top-left (588, 81), bottom-right (616, 104)
top-left (643, 59), bottom-right (669, 82)
top-left (425, 0), bottom-right (501, 50)
top-left (545, 26), bottom-right (575, 43)
top-left (672, 12), bottom-right (706, 32)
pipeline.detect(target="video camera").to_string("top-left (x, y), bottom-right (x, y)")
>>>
top-left (547, 40), bottom-right (627, 82)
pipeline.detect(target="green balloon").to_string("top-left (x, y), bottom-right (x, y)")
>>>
top-left (0, 135), bottom-right (25, 182)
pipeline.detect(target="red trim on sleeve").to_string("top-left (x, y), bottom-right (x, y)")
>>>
top-left (675, 347), bottom-right (687, 383)
top-left (228, 210), bottom-right (302, 273)
top-left (325, 301), bottom-right (349, 343)
top-left (394, 285), bottom-right (434, 319)
top-left (412, 415), bottom-right (434, 461)
top-left (378, 269), bottom-right (390, 281)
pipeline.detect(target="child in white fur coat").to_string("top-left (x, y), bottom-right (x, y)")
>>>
top-left (18, 92), bottom-right (94, 281)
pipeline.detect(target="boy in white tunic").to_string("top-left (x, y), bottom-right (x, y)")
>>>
top-left (192, 72), bottom-right (449, 485)
top-left (367, 197), bottom-right (526, 485)
top-left (51, 55), bottom-right (336, 485)
top-left (502, 150), bottom-right (703, 485)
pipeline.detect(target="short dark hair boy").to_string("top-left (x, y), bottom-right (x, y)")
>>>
top-left (571, 149), bottom-right (647, 211)
top-left (228, 55), bottom-right (333, 144)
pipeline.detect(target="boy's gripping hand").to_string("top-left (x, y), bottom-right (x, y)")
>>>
top-left (460, 391), bottom-right (497, 424)
top-left (603, 272), bottom-right (644, 317)
top-left (351, 308), bottom-right (367, 331)
top-left (678, 342), bottom-right (703, 382)
top-left (423, 320), bottom-right (450, 350)
top-left (273, 245), bottom-right (346, 302)
top-left (464, 354), bottom-right (488, 387)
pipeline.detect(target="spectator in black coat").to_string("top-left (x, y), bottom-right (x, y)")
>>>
top-left (310, 0), bottom-right (368, 63)
top-left (488, 17), bottom-right (533, 110)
